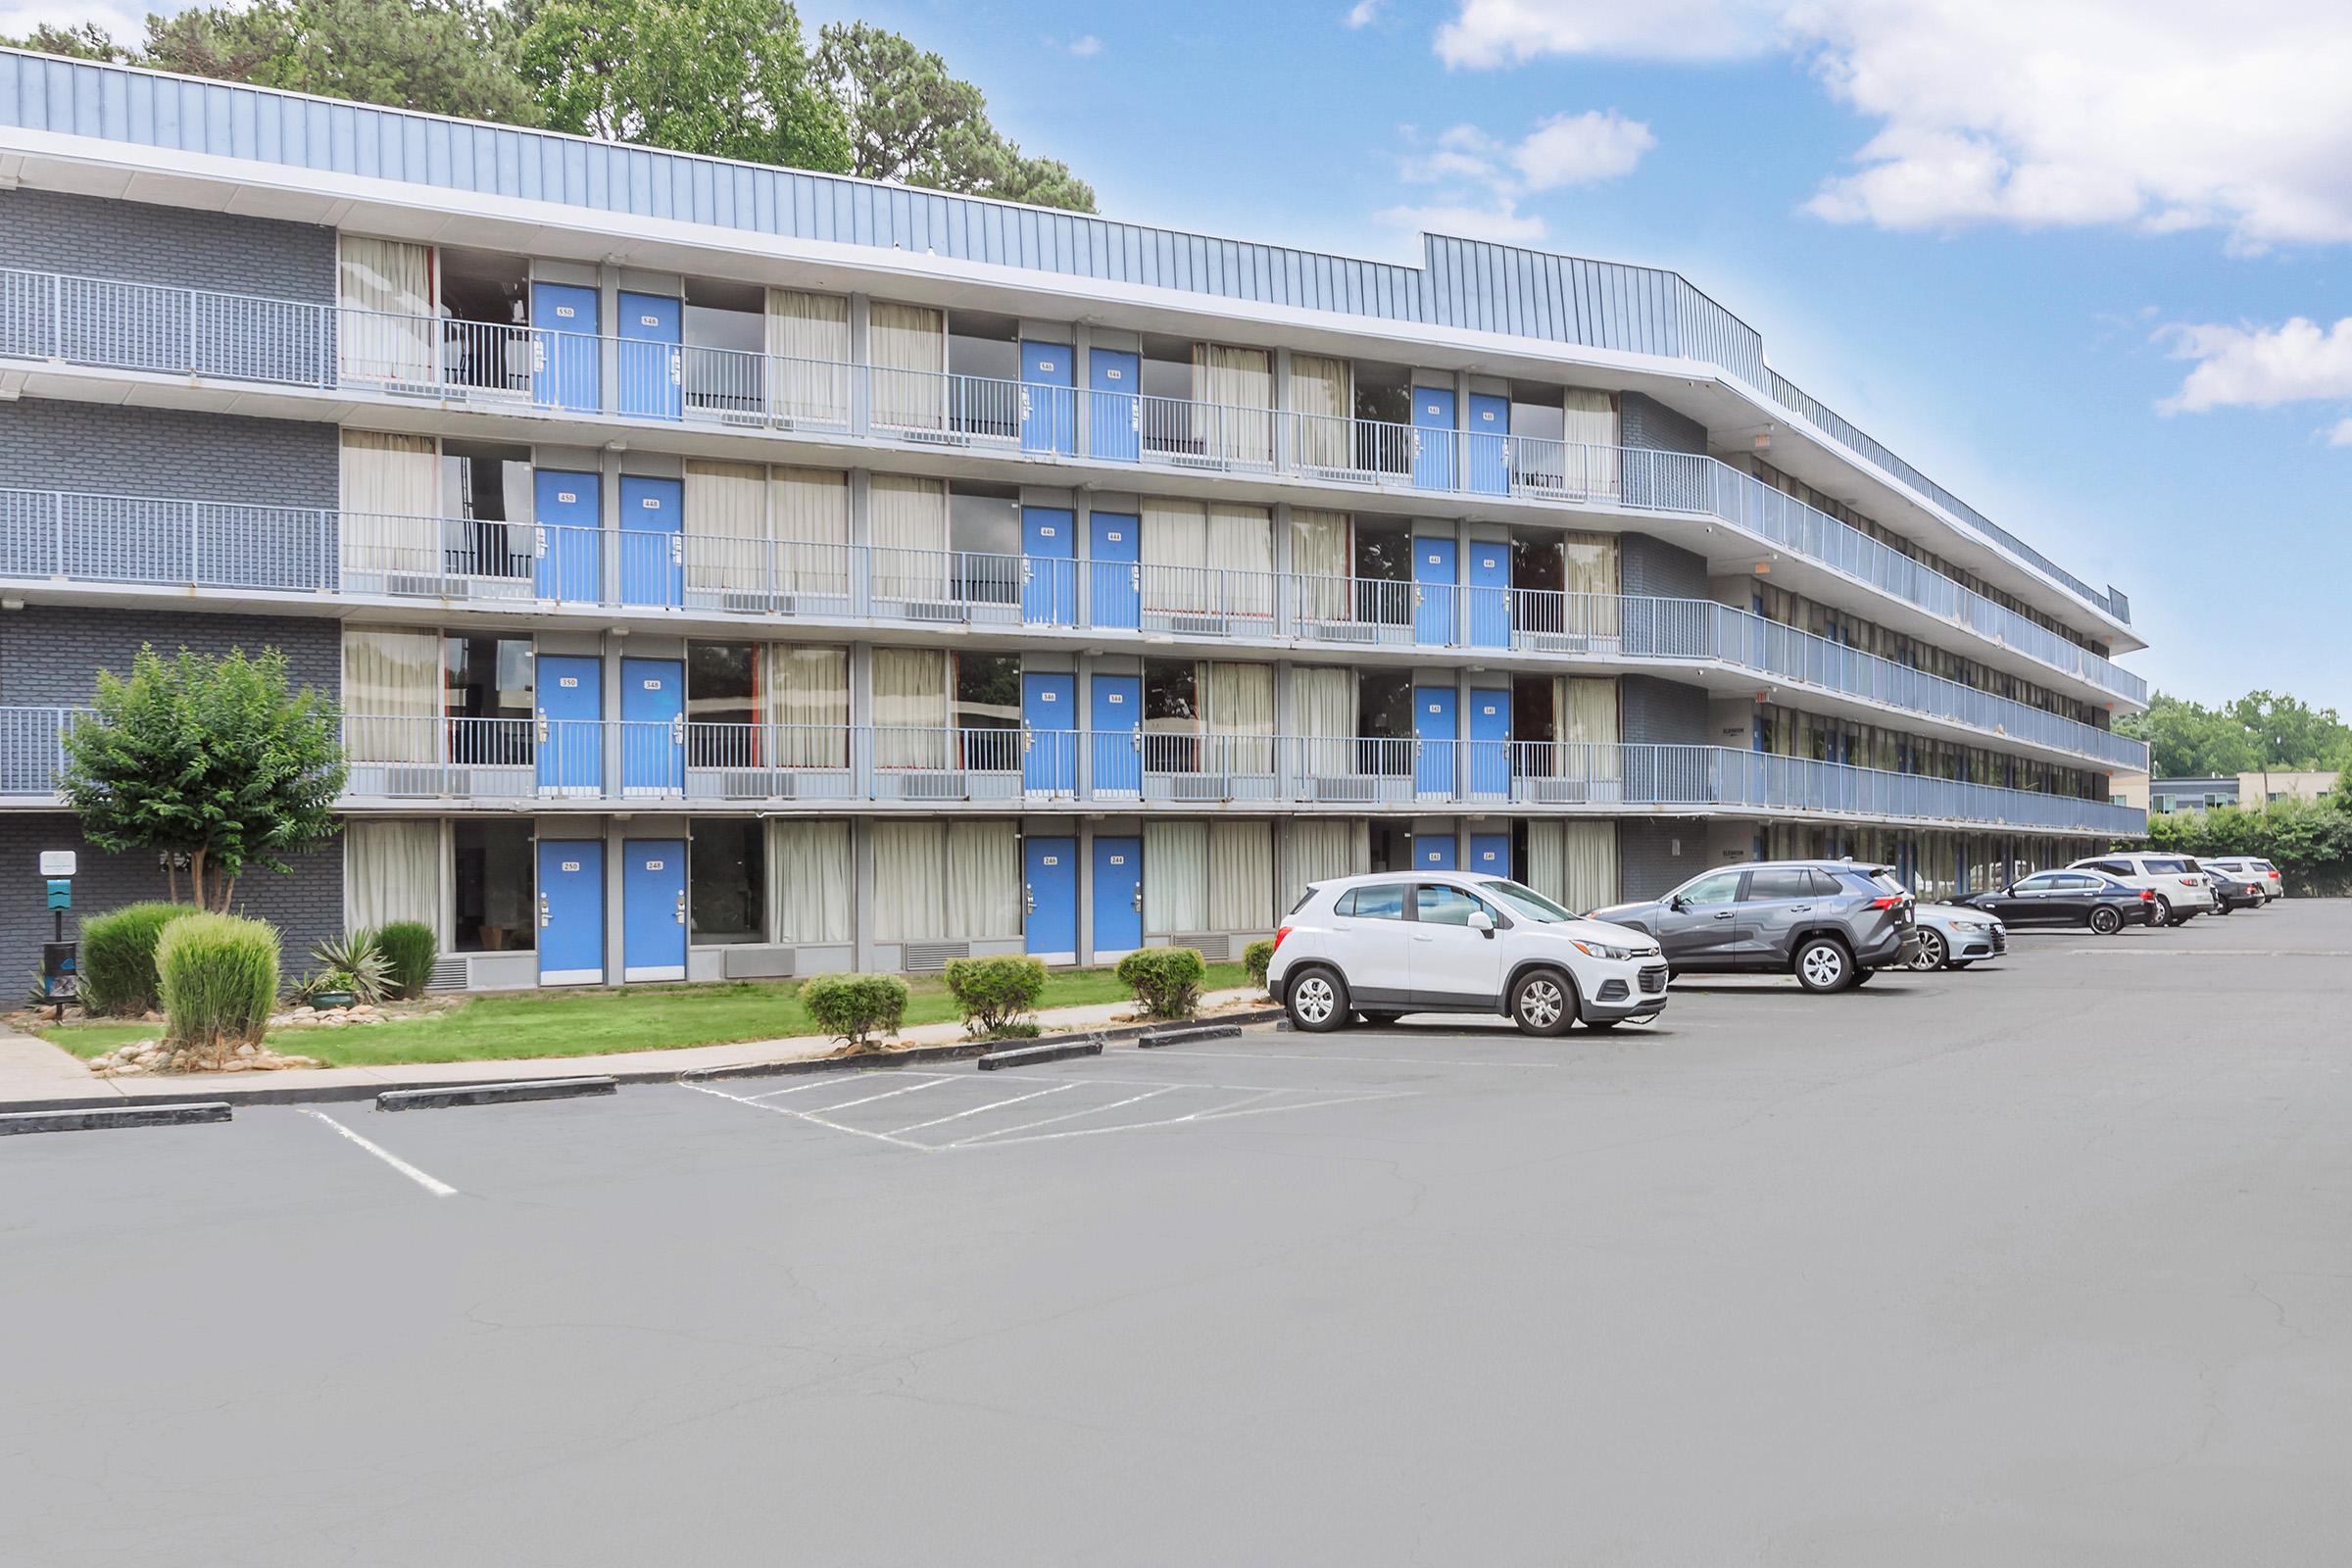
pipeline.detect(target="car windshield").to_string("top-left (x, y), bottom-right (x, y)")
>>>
top-left (1480, 879), bottom-right (1575, 922)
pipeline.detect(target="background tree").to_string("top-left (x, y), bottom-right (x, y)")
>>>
top-left (2228, 690), bottom-right (2352, 793)
top-left (2118, 693), bottom-right (2259, 778)
top-left (131, 0), bottom-right (543, 123)
top-left (60, 647), bottom-right (346, 912)
top-left (0, 21), bottom-right (124, 58)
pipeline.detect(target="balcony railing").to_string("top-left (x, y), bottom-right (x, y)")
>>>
top-left (0, 487), bottom-right (2147, 771)
top-left (0, 265), bottom-right (2140, 697)
top-left (0, 707), bottom-right (2144, 834)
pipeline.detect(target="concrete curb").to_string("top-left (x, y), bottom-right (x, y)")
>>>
top-left (1138, 1023), bottom-right (1245, 1049)
top-left (376, 1077), bottom-right (617, 1113)
top-left (976, 1037), bottom-right (1104, 1071)
top-left (0, 1102), bottom-right (231, 1136)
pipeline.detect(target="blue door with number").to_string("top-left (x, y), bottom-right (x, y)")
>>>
top-left (1468, 541), bottom-right (1509, 648)
top-left (1469, 833), bottom-right (1510, 878)
top-left (617, 291), bottom-right (681, 420)
top-left (1022, 506), bottom-right (1076, 625)
top-left (1025, 836), bottom-right (1078, 959)
top-left (537, 654), bottom-right (603, 795)
top-left (1412, 385), bottom-right (1457, 490)
top-left (1414, 835), bottom-right (1457, 871)
top-left (1023, 671), bottom-right (1076, 794)
top-left (1090, 673), bottom-right (1140, 796)
top-left (1092, 836), bottom-right (1143, 957)
top-left (531, 282), bottom-right (600, 412)
top-left (1415, 685), bottom-right (1457, 797)
top-left (1088, 511), bottom-right (1140, 630)
top-left (619, 657), bottom-right (682, 796)
top-left (537, 839), bottom-right (605, 985)
top-left (622, 839), bottom-right (685, 980)
top-left (1021, 340), bottom-right (1075, 455)
top-left (1469, 690), bottom-right (1511, 799)
top-left (1467, 392), bottom-right (1509, 495)
top-left (619, 475), bottom-right (682, 608)
top-left (1088, 348), bottom-right (1140, 461)
top-left (534, 469), bottom-right (601, 602)
top-left (1414, 536), bottom-right (1458, 646)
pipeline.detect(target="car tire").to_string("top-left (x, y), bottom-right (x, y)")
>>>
top-left (2152, 895), bottom-right (2174, 927)
top-left (1285, 965), bottom-right (1350, 1033)
top-left (1793, 935), bottom-right (1855, 994)
top-left (2213, 900), bottom-right (2233, 916)
top-left (1358, 1011), bottom-right (1402, 1028)
top-left (1907, 930), bottom-right (1947, 971)
top-left (1850, 967), bottom-right (1876, 986)
top-left (2088, 905), bottom-right (2124, 935)
top-left (1509, 968), bottom-right (1577, 1037)
top-left (1948, 959), bottom-right (1975, 970)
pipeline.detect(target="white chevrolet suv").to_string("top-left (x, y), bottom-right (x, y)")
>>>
top-left (2069, 852), bottom-right (2217, 925)
top-left (1265, 871), bottom-right (1668, 1035)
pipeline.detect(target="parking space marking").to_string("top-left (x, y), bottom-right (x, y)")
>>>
top-left (2063, 948), bottom-right (2352, 957)
top-left (742, 1071), bottom-right (954, 1102)
top-left (805, 1077), bottom-right (957, 1114)
top-left (885, 1083), bottom-right (1076, 1136)
top-left (295, 1108), bottom-right (458, 1198)
top-left (972, 1088), bottom-right (1412, 1149)
top-left (952, 1086), bottom-right (1180, 1145)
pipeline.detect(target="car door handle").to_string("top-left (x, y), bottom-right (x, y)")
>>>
top-left (1411, 933), bottom-right (1435, 943)
top-left (1789, 905), bottom-right (1812, 912)
top-left (1712, 910), bottom-right (1734, 920)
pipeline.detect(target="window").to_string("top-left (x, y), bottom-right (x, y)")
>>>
top-left (949, 484), bottom-right (1020, 604)
top-left (1675, 870), bottom-right (1741, 906)
top-left (1414, 884), bottom-right (1490, 926)
top-left (2013, 872), bottom-right (2064, 893)
top-left (1745, 867), bottom-right (1817, 901)
top-left (443, 636), bottom-right (533, 719)
top-left (687, 642), bottom-right (759, 728)
top-left (1337, 883), bottom-right (1408, 920)
top-left (1145, 659), bottom-right (1201, 732)
top-left (2086, 859), bottom-right (2129, 875)
top-left (2059, 874), bottom-right (2103, 890)
top-left (1481, 879), bottom-right (1573, 923)
top-left (452, 821), bottom-right (533, 952)
top-left (689, 820), bottom-right (764, 945)
top-left (956, 652), bottom-right (1021, 731)
top-left (2146, 858), bottom-right (2188, 874)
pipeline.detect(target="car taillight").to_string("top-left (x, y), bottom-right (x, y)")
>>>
top-left (2179, 877), bottom-right (2199, 886)
top-left (2139, 890), bottom-right (2155, 901)
top-left (1272, 925), bottom-right (1291, 951)
top-left (1867, 896), bottom-right (1902, 910)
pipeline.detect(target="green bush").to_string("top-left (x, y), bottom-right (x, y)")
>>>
top-left (943, 956), bottom-right (1047, 1038)
top-left (801, 972), bottom-right (909, 1051)
top-left (156, 911), bottom-right (281, 1059)
top-left (1242, 939), bottom-right (1276, 989)
top-left (372, 921), bottom-right (439, 1000)
top-left (77, 902), bottom-right (198, 1016)
top-left (312, 931), bottom-right (392, 1004)
top-left (1115, 947), bottom-right (1206, 1020)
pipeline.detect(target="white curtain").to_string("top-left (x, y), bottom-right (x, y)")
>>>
top-left (1291, 354), bottom-right (1351, 468)
top-left (768, 645), bottom-right (849, 768)
top-left (872, 647), bottom-right (950, 769)
top-left (869, 302), bottom-right (947, 430)
top-left (1140, 497), bottom-right (1208, 615)
top-left (344, 627), bottom-right (439, 762)
top-left (1208, 820), bottom-right (1274, 932)
top-left (1195, 344), bottom-right (1273, 465)
top-left (1205, 662), bottom-right (1275, 775)
top-left (1562, 389), bottom-right (1619, 497)
top-left (1562, 821), bottom-right (1618, 912)
top-left (773, 466), bottom-right (850, 595)
top-left (344, 820), bottom-right (445, 943)
top-left (1144, 821), bottom-right (1208, 934)
top-left (1564, 531), bottom-right (1621, 637)
top-left (1209, 504), bottom-right (1275, 618)
top-left (869, 474), bottom-right (950, 601)
top-left (1292, 665), bottom-right (1354, 780)
top-left (338, 236), bottom-right (432, 383)
top-left (340, 431), bottom-right (438, 581)
top-left (1289, 509), bottom-right (1351, 624)
top-left (1280, 819), bottom-right (1359, 910)
top-left (684, 461), bottom-right (765, 596)
top-left (769, 819), bottom-right (851, 944)
top-left (871, 821), bottom-right (943, 943)
top-left (1559, 675), bottom-right (1621, 787)
top-left (950, 822), bottom-right (1019, 940)
top-left (766, 288), bottom-right (851, 425)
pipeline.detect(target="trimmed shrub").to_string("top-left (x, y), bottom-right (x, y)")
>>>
top-left (802, 972), bottom-right (909, 1052)
top-left (77, 902), bottom-right (198, 1016)
top-left (372, 921), bottom-right (439, 1000)
top-left (943, 956), bottom-right (1048, 1038)
top-left (1115, 947), bottom-right (1206, 1020)
top-left (156, 911), bottom-right (281, 1060)
top-left (1242, 939), bottom-right (1276, 989)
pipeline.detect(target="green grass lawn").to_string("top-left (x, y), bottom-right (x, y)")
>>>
top-left (38, 961), bottom-right (1251, 1068)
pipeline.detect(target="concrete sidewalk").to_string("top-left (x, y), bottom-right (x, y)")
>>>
top-left (0, 986), bottom-right (1277, 1111)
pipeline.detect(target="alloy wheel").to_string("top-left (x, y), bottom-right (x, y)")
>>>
top-left (1518, 977), bottom-right (1566, 1030)
top-left (1799, 943), bottom-right (1845, 990)
top-left (1291, 974), bottom-right (1337, 1026)
top-left (1908, 931), bottom-right (1946, 971)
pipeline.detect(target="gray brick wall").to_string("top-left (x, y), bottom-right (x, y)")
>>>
top-left (1620, 674), bottom-right (1710, 746)
top-left (0, 400), bottom-right (338, 509)
top-left (0, 187), bottom-right (336, 301)
top-left (1621, 532), bottom-right (1709, 601)
top-left (0, 606), bottom-right (340, 705)
top-left (1621, 393), bottom-right (1708, 456)
top-left (0, 813), bottom-right (343, 996)
top-left (1616, 820), bottom-right (1709, 901)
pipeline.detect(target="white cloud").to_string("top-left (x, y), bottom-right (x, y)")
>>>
top-left (1064, 34), bottom-right (1103, 57)
top-left (2327, 416), bottom-right (2352, 447)
top-left (1383, 108), bottom-right (1651, 242)
top-left (1433, 0), bottom-right (2352, 251)
top-left (0, 1), bottom-right (145, 45)
top-left (2157, 318), bottom-right (2352, 413)
top-left (1345, 0), bottom-right (1384, 26)
top-left (1376, 201), bottom-right (1549, 244)
top-left (1510, 109), bottom-right (1657, 189)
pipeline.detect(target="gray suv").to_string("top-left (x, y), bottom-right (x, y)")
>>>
top-left (1591, 860), bottom-right (1918, 993)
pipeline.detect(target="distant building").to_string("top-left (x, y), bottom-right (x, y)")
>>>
top-left (2142, 770), bottom-right (2340, 814)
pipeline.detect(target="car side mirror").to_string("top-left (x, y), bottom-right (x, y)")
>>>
top-left (1668, 895), bottom-right (1689, 912)
top-left (1467, 910), bottom-right (1494, 937)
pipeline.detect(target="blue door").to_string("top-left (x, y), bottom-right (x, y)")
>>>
top-left (1025, 836), bottom-right (1078, 959)
top-left (533, 469), bottom-right (601, 602)
top-left (1023, 671), bottom-right (1077, 794)
top-left (1414, 535), bottom-right (1458, 646)
top-left (1415, 685), bottom-right (1457, 797)
top-left (1468, 540), bottom-right (1510, 648)
top-left (621, 839), bottom-right (685, 980)
top-left (1021, 340), bottom-right (1075, 455)
top-left (1022, 506), bottom-right (1076, 626)
top-left (1467, 392), bottom-right (1509, 495)
top-left (616, 291), bottom-right (682, 421)
top-left (536, 839), bottom-right (605, 985)
top-left (1468, 689), bottom-right (1511, 800)
top-left (1088, 511), bottom-right (1140, 630)
top-left (1412, 385), bottom-right (1457, 490)
top-left (1088, 348), bottom-right (1140, 462)
top-left (1090, 673), bottom-right (1141, 796)
top-left (619, 657), bottom-right (683, 796)
top-left (1092, 835), bottom-right (1143, 957)
top-left (1469, 833), bottom-right (1511, 878)
top-left (536, 654), bottom-right (603, 795)
top-left (530, 281), bottom-right (600, 412)
top-left (619, 475), bottom-right (682, 608)
top-left (1414, 834), bottom-right (1458, 871)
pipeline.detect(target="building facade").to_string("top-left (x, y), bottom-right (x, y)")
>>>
top-left (0, 49), bottom-right (2148, 989)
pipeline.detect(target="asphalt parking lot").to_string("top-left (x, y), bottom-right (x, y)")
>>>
top-left (6, 902), bottom-right (2350, 1566)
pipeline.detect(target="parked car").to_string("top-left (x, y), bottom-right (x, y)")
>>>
top-left (1590, 860), bottom-right (1917, 995)
top-left (1907, 903), bottom-right (2007, 970)
top-left (2068, 853), bottom-right (2216, 926)
top-left (2203, 855), bottom-right (2284, 902)
top-left (1267, 871), bottom-right (1668, 1036)
top-left (2195, 859), bottom-right (2265, 913)
top-left (1955, 867), bottom-right (2155, 934)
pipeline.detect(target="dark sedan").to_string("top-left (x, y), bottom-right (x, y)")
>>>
top-left (2194, 859), bottom-right (2264, 913)
top-left (1956, 868), bottom-right (2155, 934)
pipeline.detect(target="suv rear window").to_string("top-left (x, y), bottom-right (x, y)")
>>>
top-left (1335, 884), bottom-right (1408, 920)
top-left (1746, 867), bottom-right (1818, 900)
top-left (2146, 858), bottom-right (2188, 874)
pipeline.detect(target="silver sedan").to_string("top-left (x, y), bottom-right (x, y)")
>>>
top-left (1907, 902), bottom-right (2007, 971)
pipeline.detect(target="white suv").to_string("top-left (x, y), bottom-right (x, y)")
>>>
top-left (2203, 856), bottom-right (2284, 902)
top-left (1265, 871), bottom-right (1668, 1035)
top-left (2069, 853), bottom-right (2217, 925)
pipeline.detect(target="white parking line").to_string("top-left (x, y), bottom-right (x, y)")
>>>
top-left (886, 1083), bottom-right (1075, 1136)
top-left (680, 1081), bottom-right (936, 1151)
top-left (2063, 948), bottom-right (2352, 957)
top-left (295, 1108), bottom-right (457, 1198)
top-left (952, 1086), bottom-right (1179, 1145)
top-left (806, 1077), bottom-right (956, 1113)
top-left (976, 1088), bottom-right (1413, 1149)
top-left (744, 1072), bottom-right (953, 1102)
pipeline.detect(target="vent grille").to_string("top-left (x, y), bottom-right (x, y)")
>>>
top-left (1164, 775), bottom-right (1230, 801)
top-left (901, 773), bottom-right (968, 800)
top-left (1311, 777), bottom-right (1379, 803)
top-left (902, 940), bottom-right (969, 972)
top-left (904, 601), bottom-right (968, 622)
top-left (427, 956), bottom-right (468, 992)
top-left (1175, 933), bottom-right (1231, 962)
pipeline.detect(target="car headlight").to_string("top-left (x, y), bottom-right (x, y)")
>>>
top-left (1953, 918), bottom-right (1991, 932)
top-left (1572, 939), bottom-right (1635, 960)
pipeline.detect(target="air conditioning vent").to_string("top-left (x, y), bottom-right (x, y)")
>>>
top-left (1175, 933), bottom-right (1231, 962)
top-left (386, 573), bottom-right (443, 598)
top-left (717, 410), bottom-right (766, 427)
top-left (902, 773), bottom-right (968, 800)
top-left (1164, 613), bottom-right (1230, 637)
top-left (902, 940), bottom-right (969, 972)
top-left (720, 591), bottom-right (772, 613)
top-left (426, 956), bottom-right (468, 992)
top-left (904, 601), bottom-right (967, 623)
top-left (1305, 622), bottom-right (1379, 644)
top-left (1166, 774), bottom-right (1230, 801)
top-left (1312, 777), bottom-right (1378, 803)
top-left (720, 770), bottom-right (774, 800)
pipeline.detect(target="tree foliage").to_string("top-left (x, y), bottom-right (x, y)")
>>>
top-left (59, 647), bottom-right (347, 912)
top-left (2117, 690), bottom-right (2352, 779)
top-left (2141, 791), bottom-right (2352, 896)
top-left (133, 0), bottom-right (544, 123)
